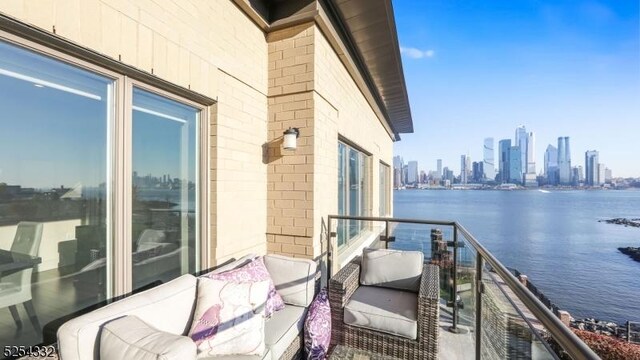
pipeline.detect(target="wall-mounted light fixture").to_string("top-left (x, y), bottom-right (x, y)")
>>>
top-left (283, 127), bottom-right (300, 150)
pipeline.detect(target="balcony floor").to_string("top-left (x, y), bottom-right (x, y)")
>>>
top-left (439, 305), bottom-right (475, 360)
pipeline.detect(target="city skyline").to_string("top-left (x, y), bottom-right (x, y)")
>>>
top-left (393, 1), bottom-right (640, 177)
top-left (395, 129), bottom-right (619, 182)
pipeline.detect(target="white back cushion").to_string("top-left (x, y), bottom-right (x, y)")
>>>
top-left (360, 248), bottom-right (424, 292)
top-left (57, 274), bottom-right (198, 360)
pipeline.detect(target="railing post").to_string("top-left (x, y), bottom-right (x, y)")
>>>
top-left (327, 216), bottom-right (333, 281)
top-left (449, 225), bottom-right (459, 333)
top-left (384, 220), bottom-right (389, 249)
top-left (628, 321), bottom-right (632, 343)
top-left (476, 252), bottom-right (483, 360)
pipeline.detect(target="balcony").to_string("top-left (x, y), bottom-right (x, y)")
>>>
top-left (326, 215), bottom-right (600, 360)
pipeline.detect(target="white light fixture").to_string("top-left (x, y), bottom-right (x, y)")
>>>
top-left (283, 127), bottom-right (300, 150)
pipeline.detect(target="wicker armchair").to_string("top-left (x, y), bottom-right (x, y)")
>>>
top-left (328, 258), bottom-right (440, 360)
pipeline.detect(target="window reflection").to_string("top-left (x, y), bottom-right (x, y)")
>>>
top-left (0, 40), bottom-right (112, 346)
top-left (337, 142), bottom-right (369, 247)
top-left (131, 88), bottom-right (199, 290)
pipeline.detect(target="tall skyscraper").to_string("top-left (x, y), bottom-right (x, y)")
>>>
top-left (393, 155), bottom-right (404, 188)
top-left (483, 137), bottom-right (495, 181)
top-left (460, 155), bottom-right (468, 184)
top-left (509, 146), bottom-right (522, 184)
top-left (544, 145), bottom-right (558, 175)
top-left (436, 159), bottom-right (443, 180)
top-left (605, 168), bottom-right (612, 183)
top-left (544, 144), bottom-right (558, 185)
top-left (585, 150), bottom-right (599, 186)
top-left (498, 139), bottom-right (511, 183)
top-left (526, 132), bottom-right (536, 174)
top-left (515, 125), bottom-right (527, 177)
top-left (407, 161), bottom-right (418, 184)
top-left (557, 137), bottom-right (572, 185)
top-left (472, 162), bottom-right (484, 182)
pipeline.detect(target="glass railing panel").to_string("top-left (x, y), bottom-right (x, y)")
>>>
top-left (480, 265), bottom-right (558, 360)
top-left (453, 233), bottom-right (477, 338)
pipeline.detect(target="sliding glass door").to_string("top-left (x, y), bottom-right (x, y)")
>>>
top-left (131, 88), bottom-right (200, 290)
top-left (0, 35), bottom-right (207, 348)
top-left (0, 39), bottom-right (114, 347)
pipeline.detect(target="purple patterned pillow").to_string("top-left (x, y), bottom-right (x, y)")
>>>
top-left (304, 287), bottom-right (331, 360)
top-left (204, 257), bottom-right (285, 317)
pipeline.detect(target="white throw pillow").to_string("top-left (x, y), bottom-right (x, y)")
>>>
top-left (188, 277), bottom-right (269, 356)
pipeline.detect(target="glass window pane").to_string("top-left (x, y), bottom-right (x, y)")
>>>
top-left (131, 88), bottom-right (199, 291)
top-left (0, 40), bottom-right (113, 346)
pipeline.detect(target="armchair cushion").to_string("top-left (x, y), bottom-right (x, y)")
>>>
top-left (100, 315), bottom-right (196, 360)
top-left (360, 248), bottom-right (424, 292)
top-left (263, 254), bottom-right (316, 307)
top-left (343, 285), bottom-right (418, 340)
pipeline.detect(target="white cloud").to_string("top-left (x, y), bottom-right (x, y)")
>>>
top-left (400, 46), bottom-right (435, 59)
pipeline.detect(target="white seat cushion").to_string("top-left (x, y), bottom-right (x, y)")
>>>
top-left (360, 248), bottom-right (424, 292)
top-left (264, 305), bottom-right (307, 360)
top-left (100, 315), bottom-right (196, 360)
top-left (344, 286), bottom-right (418, 340)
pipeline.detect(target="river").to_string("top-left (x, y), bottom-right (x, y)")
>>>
top-left (392, 189), bottom-right (640, 324)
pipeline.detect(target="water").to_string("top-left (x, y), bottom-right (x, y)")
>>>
top-left (393, 189), bottom-right (640, 325)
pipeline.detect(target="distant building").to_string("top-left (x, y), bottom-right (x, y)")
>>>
top-left (393, 167), bottom-right (403, 188)
top-left (577, 165), bottom-right (584, 183)
top-left (483, 137), bottom-right (495, 181)
top-left (498, 139), bottom-right (511, 183)
top-left (571, 167), bottom-right (580, 186)
top-left (585, 150), bottom-right (599, 186)
top-left (598, 163), bottom-right (606, 186)
top-left (393, 155), bottom-right (404, 188)
top-left (472, 161), bottom-right (484, 183)
top-left (436, 159), bottom-right (443, 180)
top-left (526, 132), bottom-right (536, 174)
top-left (509, 146), bottom-right (522, 184)
top-left (544, 144), bottom-right (558, 185)
top-left (419, 170), bottom-right (427, 184)
top-left (443, 167), bottom-right (454, 184)
top-left (515, 125), bottom-right (527, 179)
top-left (407, 161), bottom-right (418, 184)
top-left (605, 168), bottom-right (612, 184)
top-left (558, 137), bottom-right (572, 185)
top-left (460, 155), bottom-right (468, 184)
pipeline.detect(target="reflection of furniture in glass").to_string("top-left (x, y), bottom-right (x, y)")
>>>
top-left (74, 229), bottom-right (182, 297)
top-left (0, 222), bottom-right (43, 330)
top-left (74, 225), bottom-right (105, 270)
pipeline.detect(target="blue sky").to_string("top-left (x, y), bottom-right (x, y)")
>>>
top-left (392, 0), bottom-right (640, 177)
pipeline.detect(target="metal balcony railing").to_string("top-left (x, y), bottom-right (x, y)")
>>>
top-left (326, 215), bottom-right (601, 360)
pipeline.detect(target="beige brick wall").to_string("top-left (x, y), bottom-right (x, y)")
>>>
top-left (0, 0), bottom-right (270, 266)
top-left (310, 25), bottom-right (394, 263)
top-left (266, 22), bottom-right (394, 261)
top-left (266, 23), bottom-right (316, 259)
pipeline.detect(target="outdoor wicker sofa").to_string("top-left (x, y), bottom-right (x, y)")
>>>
top-left (328, 251), bottom-right (440, 360)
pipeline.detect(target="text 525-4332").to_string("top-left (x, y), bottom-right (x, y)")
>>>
top-left (3, 345), bottom-right (56, 358)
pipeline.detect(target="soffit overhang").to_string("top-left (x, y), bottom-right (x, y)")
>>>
top-left (233, 0), bottom-right (414, 139)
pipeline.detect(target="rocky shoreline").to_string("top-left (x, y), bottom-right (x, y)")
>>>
top-left (599, 217), bottom-right (640, 227)
top-left (571, 318), bottom-right (639, 343)
top-left (619, 247), bottom-right (640, 262)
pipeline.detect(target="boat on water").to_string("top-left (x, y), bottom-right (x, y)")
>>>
top-left (539, 189), bottom-right (551, 193)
